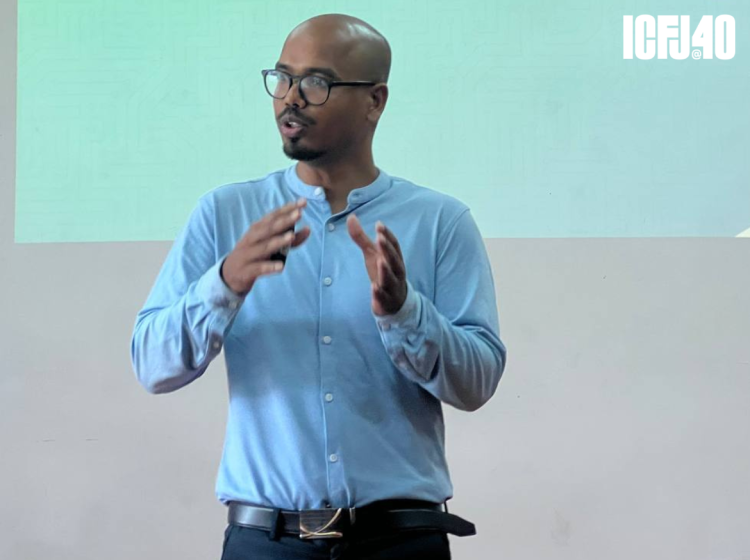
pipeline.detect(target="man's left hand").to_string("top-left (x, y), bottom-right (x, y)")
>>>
top-left (347, 214), bottom-right (407, 317)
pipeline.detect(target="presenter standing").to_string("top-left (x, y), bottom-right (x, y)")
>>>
top-left (131, 13), bottom-right (507, 560)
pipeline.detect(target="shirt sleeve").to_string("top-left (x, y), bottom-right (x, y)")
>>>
top-left (372, 208), bottom-right (507, 412)
top-left (130, 195), bottom-right (246, 394)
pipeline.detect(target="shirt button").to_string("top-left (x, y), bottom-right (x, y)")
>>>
top-left (322, 336), bottom-right (332, 344)
top-left (327, 223), bottom-right (335, 232)
top-left (381, 322), bottom-right (391, 331)
top-left (323, 277), bottom-right (332, 286)
top-left (228, 301), bottom-right (239, 310)
top-left (325, 393), bottom-right (334, 402)
top-left (212, 340), bottom-right (221, 349)
top-left (313, 187), bottom-right (324, 197)
top-left (329, 454), bottom-right (338, 463)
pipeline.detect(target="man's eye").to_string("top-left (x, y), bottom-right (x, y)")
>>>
top-left (308, 77), bottom-right (328, 87)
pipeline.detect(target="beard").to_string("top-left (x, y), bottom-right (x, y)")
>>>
top-left (282, 138), bottom-right (326, 161)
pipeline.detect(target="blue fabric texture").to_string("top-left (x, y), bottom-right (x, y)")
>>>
top-left (131, 163), bottom-right (507, 510)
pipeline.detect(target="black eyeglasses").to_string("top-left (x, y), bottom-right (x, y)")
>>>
top-left (261, 69), bottom-right (376, 106)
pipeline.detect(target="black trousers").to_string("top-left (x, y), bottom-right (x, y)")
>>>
top-left (220, 523), bottom-right (452, 560)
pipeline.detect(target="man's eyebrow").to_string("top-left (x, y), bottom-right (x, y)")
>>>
top-left (274, 63), bottom-right (339, 80)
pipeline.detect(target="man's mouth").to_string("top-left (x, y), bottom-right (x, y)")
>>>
top-left (281, 119), bottom-right (308, 138)
top-left (281, 114), bottom-right (310, 128)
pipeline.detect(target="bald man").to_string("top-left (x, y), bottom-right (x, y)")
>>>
top-left (131, 13), bottom-right (507, 560)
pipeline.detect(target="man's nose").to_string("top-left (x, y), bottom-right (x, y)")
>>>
top-left (285, 78), bottom-right (307, 108)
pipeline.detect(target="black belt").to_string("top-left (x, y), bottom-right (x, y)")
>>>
top-left (227, 499), bottom-right (477, 540)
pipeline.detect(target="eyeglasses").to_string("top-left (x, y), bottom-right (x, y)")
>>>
top-left (261, 69), bottom-right (376, 106)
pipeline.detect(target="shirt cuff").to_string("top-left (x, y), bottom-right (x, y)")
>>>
top-left (373, 278), bottom-right (420, 331)
top-left (195, 255), bottom-right (247, 312)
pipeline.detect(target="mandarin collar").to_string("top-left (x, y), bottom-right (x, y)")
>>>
top-left (284, 162), bottom-right (392, 206)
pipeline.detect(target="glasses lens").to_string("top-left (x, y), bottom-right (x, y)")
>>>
top-left (300, 75), bottom-right (330, 105)
top-left (265, 71), bottom-right (289, 99)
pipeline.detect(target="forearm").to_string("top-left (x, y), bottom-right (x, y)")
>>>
top-left (374, 280), bottom-right (507, 411)
top-left (130, 258), bottom-right (244, 394)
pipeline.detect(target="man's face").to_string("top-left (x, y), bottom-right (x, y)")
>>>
top-left (273, 34), bottom-right (367, 163)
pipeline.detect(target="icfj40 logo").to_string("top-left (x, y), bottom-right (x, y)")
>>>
top-left (623, 15), bottom-right (735, 60)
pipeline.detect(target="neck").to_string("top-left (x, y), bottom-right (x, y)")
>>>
top-left (296, 151), bottom-right (379, 204)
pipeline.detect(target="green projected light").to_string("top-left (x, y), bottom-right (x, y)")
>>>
top-left (15, 0), bottom-right (750, 242)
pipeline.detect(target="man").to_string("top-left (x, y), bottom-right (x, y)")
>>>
top-left (130, 13), bottom-right (507, 560)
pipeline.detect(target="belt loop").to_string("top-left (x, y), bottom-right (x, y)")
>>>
top-left (267, 508), bottom-right (282, 541)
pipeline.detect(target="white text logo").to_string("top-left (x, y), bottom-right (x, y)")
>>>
top-left (623, 15), bottom-right (735, 60)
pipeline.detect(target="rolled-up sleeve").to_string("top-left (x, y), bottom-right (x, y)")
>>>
top-left (373, 208), bottom-right (507, 412)
top-left (130, 195), bottom-right (245, 394)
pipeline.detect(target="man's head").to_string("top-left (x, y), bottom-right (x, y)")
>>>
top-left (270, 14), bottom-right (391, 164)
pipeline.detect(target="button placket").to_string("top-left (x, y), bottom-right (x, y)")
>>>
top-left (318, 225), bottom-right (344, 501)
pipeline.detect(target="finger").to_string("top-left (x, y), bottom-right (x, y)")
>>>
top-left (377, 232), bottom-right (405, 280)
top-left (247, 203), bottom-right (305, 246)
top-left (372, 281), bottom-right (383, 305)
top-left (246, 228), bottom-right (296, 262)
top-left (376, 221), bottom-right (403, 261)
top-left (270, 204), bottom-right (305, 237)
top-left (347, 214), bottom-right (376, 253)
top-left (372, 280), bottom-right (387, 301)
top-left (378, 256), bottom-right (400, 292)
top-left (249, 259), bottom-right (286, 278)
top-left (278, 197), bottom-right (307, 213)
top-left (290, 225), bottom-right (311, 248)
top-left (245, 225), bottom-right (309, 267)
top-left (377, 255), bottom-right (385, 288)
top-left (260, 198), bottom-right (307, 231)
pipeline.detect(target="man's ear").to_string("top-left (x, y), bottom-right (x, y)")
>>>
top-left (367, 83), bottom-right (389, 124)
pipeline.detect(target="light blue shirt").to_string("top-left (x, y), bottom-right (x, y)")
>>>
top-left (130, 162), bottom-right (507, 510)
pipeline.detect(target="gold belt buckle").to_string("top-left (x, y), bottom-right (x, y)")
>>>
top-left (299, 507), bottom-right (355, 540)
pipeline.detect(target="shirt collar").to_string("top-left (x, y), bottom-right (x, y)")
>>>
top-left (284, 162), bottom-right (392, 206)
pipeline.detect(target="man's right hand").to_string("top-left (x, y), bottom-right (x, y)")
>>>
top-left (220, 198), bottom-right (310, 297)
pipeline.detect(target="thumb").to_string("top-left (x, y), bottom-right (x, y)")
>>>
top-left (347, 214), bottom-right (374, 252)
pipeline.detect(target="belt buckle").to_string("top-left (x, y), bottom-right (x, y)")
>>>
top-left (299, 507), bottom-right (354, 540)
